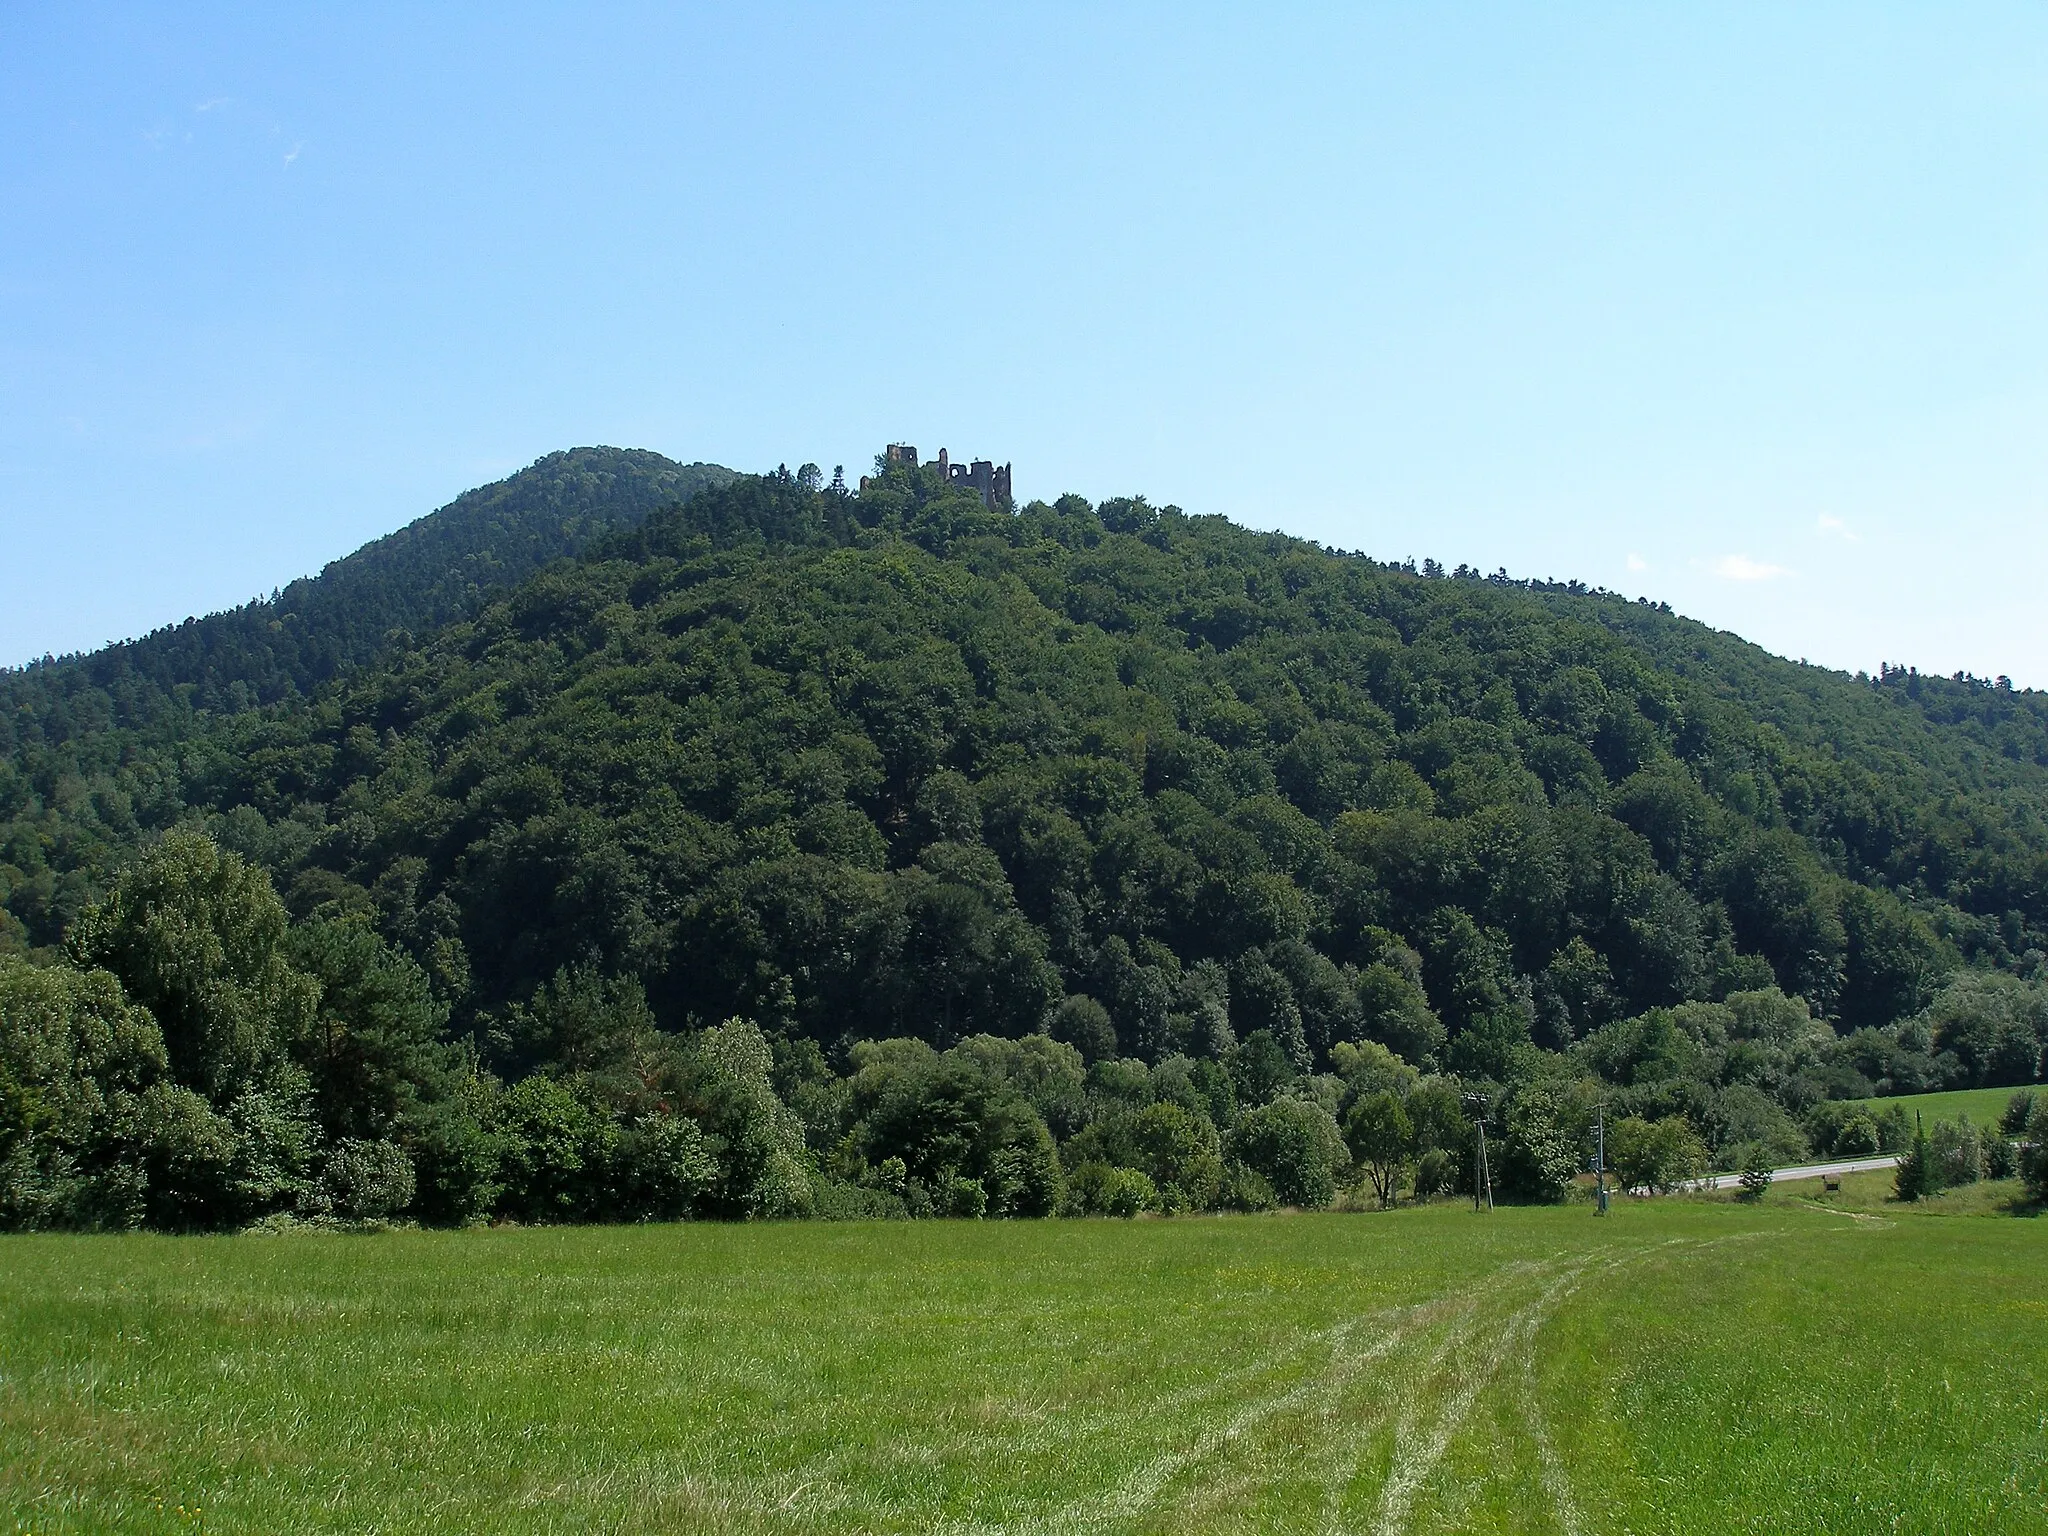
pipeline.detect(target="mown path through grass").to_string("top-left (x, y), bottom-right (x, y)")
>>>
top-left (2, 1196), bottom-right (2043, 1534)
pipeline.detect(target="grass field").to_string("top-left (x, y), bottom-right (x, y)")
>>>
top-left (3, 1188), bottom-right (2044, 1535)
top-left (1850, 1085), bottom-right (2037, 1131)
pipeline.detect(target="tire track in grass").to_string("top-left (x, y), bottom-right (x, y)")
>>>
top-left (1308, 1266), bottom-right (1567, 1532)
top-left (1362, 1260), bottom-right (1588, 1536)
top-left (800, 1238), bottom-right (1753, 1535)
top-left (1357, 1243), bottom-right (1679, 1536)
top-left (790, 1300), bottom-right (1428, 1532)
top-left (1517, 1338), bottom-right (1582, 1536)
top-left (1360, 1235), bottom-right (1764, 1536)
top-left (948, 1289), bottom-right (1484, 1536)
top-left (1019, 1258), bottom-right (1588, 1536)
top-left (1170, 1292), bottom-right (1495, 1536)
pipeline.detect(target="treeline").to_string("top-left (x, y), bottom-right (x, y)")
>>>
top-left (5, 455), bottom-right (2048, 1227)
top-left (7, 830), bottom-right (2045, 1230)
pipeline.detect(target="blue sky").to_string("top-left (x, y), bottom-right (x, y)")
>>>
top-left (4, 5), bottom-right (2045, 682)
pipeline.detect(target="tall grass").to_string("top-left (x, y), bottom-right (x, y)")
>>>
top-left (2, 1197), bottom-right (2042, 1533)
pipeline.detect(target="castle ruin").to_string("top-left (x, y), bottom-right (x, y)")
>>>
top-left (860, 444), bottom-right (1013, 510)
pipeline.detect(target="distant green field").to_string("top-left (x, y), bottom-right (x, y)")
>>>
top-left (1850, 1084), bottom-right (2037, 1131)
top-left (2, 1192), bottom-right (2043, 1534)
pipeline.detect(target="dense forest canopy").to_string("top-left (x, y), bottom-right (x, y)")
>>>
top-left (2, 447), bottom-right (732, 744)
top-left (5, 451), bottom-right (2048, 1229)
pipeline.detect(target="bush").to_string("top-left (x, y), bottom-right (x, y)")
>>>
top-left (613, 1113), bottom-right (717, 1220)
top-left (1217, 1160), bottom-right (1277, 1212)
top-left (1609, 1115), bottom-right (1708, 1195)
top-left (2023, 1099), bottom-right (2048, 1202)
top-left (1929, 1117), bottom-right (1984, 1188)
top-left (2002, 1091), bottom-right (2037, 1137)
top-left (1412, 1147), bottom-right (1453, 1200)
top-left (1895, 1116), bottom-right (1939, 1202)
top-left (982, 1120), bottom-right (1066, 1218)
top-left (808, 1175), bottom-right (906, 1220)
top-left (1064, 1101), bottom-right (1218, 1212)
top-left (1228, 1097), bottom-right (1347, 1208)
top-left (1985, 1135), bottom-right (2018, 1181)
top-left (495, 1076), bottom-right (608, 1223)
top-left (320, 1138), bottom-right (416, 1221)
top-left (1066, 1162), bottom-right (1157, 1217)
top-left (942, 1175), bottom-right (989, 1219)
top-left (130, 1083), bottom-right (240, 1231)
top-left (1833, 1113), bottom-right (1881, 1158)
top-left (401, 1089), bottom-right (503, 1226)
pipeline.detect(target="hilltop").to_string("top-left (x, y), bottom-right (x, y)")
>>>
top-left (2, 447), bottom-right (733, 740)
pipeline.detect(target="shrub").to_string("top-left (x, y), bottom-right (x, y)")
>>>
top-left (495, 1076), bottom-right (608, 1223)
top-left (613, 1113), bottom-right (717, 1220)
top-left (224, 1080), bottom-right (321, 1220)
top-left (1609, 1115), bottom-right (1708, 1195)
top-left (2002, 1091), bottom-right (2037, 1137)
top-left (1985, 1135), bottom-right (2018, 1181)
top-left (1412, 1147), bottom-right (1453, 1200)
top-left (982, 1119), bottom-right (1065, 1218)
top-left (320, 1138), bottom-right (417, 1221)
top-left (1066, 1162), bottom-right (1157, 1217)
top-left (1065, 1101), bottom-right (1217, 1212)
top-left (687, 1019), bottom-right (814, 1220)
top-left (807, 1176), bottom-right (907, 1220)
top-left (1895, 1116), bottom-right (1938, 1202)
top-left (1929, 1117), bottom-right (1984, 1188)
top-left (2024, 1099), bottom-right (2048, 1202)
top-left (401, 1088), bottom-right (503, 1226)
top-left (1832, 1113), bottom-right (1881, 1158)
top-left (1228, 1097), bottom-right (1347, 1208)
top-left (1217, 1160), bottom-right (1277, 1212)
top-left (942, 1175), bottom-right (989, 1219)
top-left (132, 1083), bottom-right (239, 1231)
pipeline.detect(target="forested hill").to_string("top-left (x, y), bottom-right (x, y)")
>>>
top-left (1, 448), bottom-right (733, 745)
top-left (6, 455), bottom-right (2048, 1231)
top-left (10, 455), bottom-right (2048, 1016)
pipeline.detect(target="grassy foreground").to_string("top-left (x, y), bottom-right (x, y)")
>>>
top-left (2, 1194), bottom-right (2043, 1535)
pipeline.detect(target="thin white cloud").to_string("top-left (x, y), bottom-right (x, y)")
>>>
top-left (283, 141), bottom-right (303, 167)
top-left (195, 97), bottom-right (229, 113)
top-left (1626, 552), bottom-right (1648, 573)
top-left (1817, 513), bottom-right (1860, 542)
top-left (1710, 554), bottom-right (1792, 582)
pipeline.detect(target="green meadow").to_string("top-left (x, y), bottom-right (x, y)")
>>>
top-left (3, 1192), bottom-right (2043, 1536)
top-left (1850, 1085), bottom-right (2037, 1133)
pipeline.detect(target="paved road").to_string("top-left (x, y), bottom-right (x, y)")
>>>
top-left (1697, 1154), bottom-right (1899, 1192)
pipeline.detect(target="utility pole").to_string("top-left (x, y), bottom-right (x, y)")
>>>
top-left (1594, 1103), bottom-right (1609, 1216)
top-left (1463, 1093), bottom-right (1494, 1213)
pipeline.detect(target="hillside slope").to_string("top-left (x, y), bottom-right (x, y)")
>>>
top-left (1, 447), bottom-right (733, 743)
top-left (8, 460), bottom-right (2045, 1030)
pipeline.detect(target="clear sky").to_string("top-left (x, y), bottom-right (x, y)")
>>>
top-left (4, 5), bottom-right (2045, 682)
